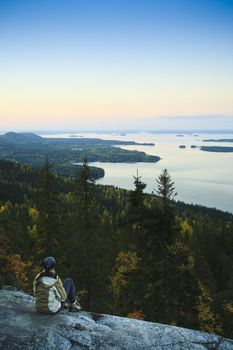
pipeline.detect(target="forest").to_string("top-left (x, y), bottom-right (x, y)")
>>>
top-left (0, 157), bottom-right (233, 338)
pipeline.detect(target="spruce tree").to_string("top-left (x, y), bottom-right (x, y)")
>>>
top-left (72, 158), bottom-right (105, 311)
top-left (156, 168), bottom-right (177, 201)
top-left (131, 170), bottom-right (179, 322)
top-left (36, 156), bottom-right (60, 259)
top-left (110, 172), bottom-right (147, 316)
top-left (129, 171), bottom-right (146, 213)
top-left (128, 171), bottom-right (147, 245)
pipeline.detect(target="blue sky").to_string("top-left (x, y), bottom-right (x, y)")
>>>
top-left (0, 0), bottom-right (232, 130)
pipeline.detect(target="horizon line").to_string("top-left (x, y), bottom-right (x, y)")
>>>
top-left (1, 129), bottom-right (233, 135)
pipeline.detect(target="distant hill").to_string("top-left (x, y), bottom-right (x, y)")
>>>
top-left (0, 132), bottom-right (42, 144)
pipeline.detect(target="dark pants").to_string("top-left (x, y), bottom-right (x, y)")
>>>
top-left (63, 278), bottom-right (76, 304)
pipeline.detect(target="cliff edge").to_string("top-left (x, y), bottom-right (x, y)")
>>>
top-left (0, 288), bottom-right (233, 350)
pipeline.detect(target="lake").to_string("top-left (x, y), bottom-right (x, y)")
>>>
top-left (41, 132), bottom-right (233, 214)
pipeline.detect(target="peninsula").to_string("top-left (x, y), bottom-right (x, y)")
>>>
top-left (0, 132), bottom-right (160, 178)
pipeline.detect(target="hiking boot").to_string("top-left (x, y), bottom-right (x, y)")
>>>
top-left (64, 302), bottom-right (71, 309)
top-left (69, 300), bottom-right (81, 312)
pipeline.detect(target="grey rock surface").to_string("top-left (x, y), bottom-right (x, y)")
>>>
top-left (0, 289), bottom-right (233, 350)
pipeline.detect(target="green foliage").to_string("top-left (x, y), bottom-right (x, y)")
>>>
top-left (156, 168), bottom-right (177, 200)
top-left (110, 251), bottom-right (139, 315)
top-left (36, 156), bottom-right (61, 259)
top-left (0, 133), bottom-right (159, 178)
top-left (67, 159), bottom-right (115, 312)
top-left (0, 158), bottom-right (233, 338)
top-left (129, 172), bottom-right (146, 215)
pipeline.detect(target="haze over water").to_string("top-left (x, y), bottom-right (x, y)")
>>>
top-left (42, 132), bottom-right (233, 214)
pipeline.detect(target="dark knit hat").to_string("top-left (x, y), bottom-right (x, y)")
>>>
top-left (41, 256), bottom-right (56, 271)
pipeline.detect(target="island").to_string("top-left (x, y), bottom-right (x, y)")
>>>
top-left (203, 139), bottom-right (233, 142)
top-left (200, 146), bottom-right (233, 153)
top-left (0, 132), bottom-right (160, 178)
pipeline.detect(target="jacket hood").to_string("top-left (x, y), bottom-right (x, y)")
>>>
top-left (38, 276), bottom-right (58, 288)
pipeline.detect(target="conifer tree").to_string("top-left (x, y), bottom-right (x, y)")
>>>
top-left (128, 171), bottom-right (147, 245)
top-left (129, 171), bottom-right (146, 213)
top-left (130, 170), bottom-right (179, 322)
top-left (36, 156), bottom-right (60, 259)
top-left (72, 158), bottom-right (106, 311)
top-left (156, 168), bottom-right (177, 201)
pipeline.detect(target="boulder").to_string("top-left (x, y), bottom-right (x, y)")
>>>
top-left (0, 289), bottom-right (233, 350)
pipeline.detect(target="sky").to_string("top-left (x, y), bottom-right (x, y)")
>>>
top-left (0, 0), bottom-right (233, 131)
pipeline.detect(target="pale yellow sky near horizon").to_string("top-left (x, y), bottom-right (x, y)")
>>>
top-left (1, 0), bottom-right (233, 130)
top-left (1, 79), bottom-right (233, 130)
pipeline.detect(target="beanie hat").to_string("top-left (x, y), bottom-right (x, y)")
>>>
top-left (41, 256), bottom-right (56, 271)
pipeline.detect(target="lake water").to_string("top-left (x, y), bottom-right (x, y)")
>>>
top-left (41, 132), bottom-right (233, 214)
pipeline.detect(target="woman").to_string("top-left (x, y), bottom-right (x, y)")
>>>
top-left (33, 256), bottom-right (81, 314)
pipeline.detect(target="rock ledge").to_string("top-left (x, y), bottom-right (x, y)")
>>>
top-left (0, 289), bottom-right (233, 349)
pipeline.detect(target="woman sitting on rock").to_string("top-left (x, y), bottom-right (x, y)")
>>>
top-left (33, 256), bottom-right (81, 314)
